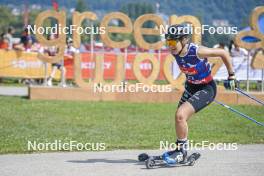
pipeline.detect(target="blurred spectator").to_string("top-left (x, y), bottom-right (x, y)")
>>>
top-left (45, 34), bottom-right (66, 87)
top-left (64, 37), bottom-right (79, 58)
top-left (0, 27), bottom-right (15, 50)
top-left (228, 40), bottom-right (234, 53)
top-left (4, 26), bottom-right (15, 50)
top-left (20, 28), bottom-right (34, 51)
top-left (0, 33), bottom-right (9, 49)
top-left (230, 42), bottom-right (248, 57)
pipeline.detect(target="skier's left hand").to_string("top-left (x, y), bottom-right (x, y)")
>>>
top-left (225, 72), bottom-right (238, 90)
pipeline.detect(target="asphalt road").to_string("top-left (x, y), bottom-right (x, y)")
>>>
top-left (0, 145), bottom-right (263, 176)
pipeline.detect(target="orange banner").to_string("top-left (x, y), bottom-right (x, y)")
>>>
top-left (0, 50), bottom-right (53, 78)
top-left (65, 52), bottom-right (168, 80)
top-left (0, 49), bottom-right (169, 80)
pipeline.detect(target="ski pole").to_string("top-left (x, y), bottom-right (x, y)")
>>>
top-left (235, 88), bottom-right (264, 106)
top-left (214, 100), bottom-right (264, 127)
top-left (182, 89), bottom-right (264, 127)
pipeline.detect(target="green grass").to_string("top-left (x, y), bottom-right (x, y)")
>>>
top-left (0, 96), bottom-right (263, 154)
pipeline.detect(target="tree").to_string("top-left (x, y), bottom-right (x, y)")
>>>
top-left (0, 6), bottom-right (15, 33)
top-left (120, 2), bottom-right (154, 21)
top-left (75, 0), bottom-right (91, 43)
top-left (75, 0), bottom-right (89, 13)
top-left (120, 2), bottom-right (159, 45)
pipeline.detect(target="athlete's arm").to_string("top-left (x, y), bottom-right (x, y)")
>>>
top-left (197, 46), bottom-right (235, 78)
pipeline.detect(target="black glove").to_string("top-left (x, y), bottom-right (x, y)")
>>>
top-left (224, 72), bottom-right (238, 90)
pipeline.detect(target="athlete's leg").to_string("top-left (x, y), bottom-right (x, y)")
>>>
top-left (163, 88), bottom-right (195, 161)
top-left (59, 66), bottom-right (66, 87)
top-left (164, 81), bottom-right (216, 164)
top-left (175, 82), bottom-right (216, 139)
top-left (50, 66), bottom-right (58, 78)
top-left (47, 66), bottom-right (58, 86)
top-left (175, 101), bottom-right (195, 139)
top-left (162, 101), bottom-right (195, 164)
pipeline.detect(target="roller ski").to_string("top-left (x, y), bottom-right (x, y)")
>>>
top-left (138, 151), bottom-right (201, 169)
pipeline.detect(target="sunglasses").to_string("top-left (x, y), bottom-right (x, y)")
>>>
top-left (166, 39), bottom-right (179, 47)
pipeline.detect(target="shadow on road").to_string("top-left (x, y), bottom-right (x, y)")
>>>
top-left (67, 158), bottom-right (144, 165)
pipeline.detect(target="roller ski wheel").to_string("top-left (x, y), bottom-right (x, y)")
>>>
top-left (188, 157), bottom-right (196, 166)
top-left (145, 156), bottom-right (164, 169)
top-left (138, 153), bottom-right (149, 162)
top-left (145, 157), bottom-right (156, 169)
top-left (142, 152), bottom-right (201, 169)
top-left (187, 152), bottom-right (201, 166)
